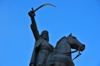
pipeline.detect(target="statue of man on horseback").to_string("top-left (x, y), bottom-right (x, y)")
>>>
top-left (28, 7), bottom-right (54, 66)
top-left (28, 3), bottom-right (85, 66)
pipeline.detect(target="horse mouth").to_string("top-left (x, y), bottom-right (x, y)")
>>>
top-left (79, 44), bottom-right (85, 51)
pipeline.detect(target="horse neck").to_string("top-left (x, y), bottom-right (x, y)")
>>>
top-left (56, 38), bottom-right (71, 53)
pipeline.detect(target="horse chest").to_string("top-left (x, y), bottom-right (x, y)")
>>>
top-left (57, 42), bottom-right (71, 53)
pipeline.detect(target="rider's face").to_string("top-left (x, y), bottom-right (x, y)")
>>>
top-left (42, 32), bottom-right (48, 41)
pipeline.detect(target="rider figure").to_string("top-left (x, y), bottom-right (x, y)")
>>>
top-left (28, 8), bottom-right (54, 66)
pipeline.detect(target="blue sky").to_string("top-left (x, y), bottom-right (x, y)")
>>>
top-left (0, 0), bottom-right (100, 66)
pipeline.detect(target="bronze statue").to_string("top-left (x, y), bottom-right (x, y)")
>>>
top-left (28, 3), bottom-right (55, 66)
top-left (28, 3), bottom-right (85, 66)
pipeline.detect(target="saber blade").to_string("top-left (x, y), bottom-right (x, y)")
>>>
top-left (34, 3), bottom-right (56, 12)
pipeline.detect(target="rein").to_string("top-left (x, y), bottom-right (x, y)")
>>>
top-left (66, 39), bottom-right (82, 60)
top-left (72, 50), bottom-right (81, 60)
top-left (53, 48), bottom-right (82, 60)
top-left (66, 48), bottom-right (82, 60)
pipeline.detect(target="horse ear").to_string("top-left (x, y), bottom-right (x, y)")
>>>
top-left (69, 33), bottom-right (72, 36)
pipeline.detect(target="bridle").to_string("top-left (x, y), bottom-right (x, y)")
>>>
top-left (66, 37), bottom-right (82, 60)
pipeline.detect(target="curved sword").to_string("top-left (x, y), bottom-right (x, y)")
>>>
top-left (32, 3), bottom-right (56, 12)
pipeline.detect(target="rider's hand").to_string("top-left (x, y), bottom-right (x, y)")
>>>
top-left (28, 8), bottom-right (36, 17)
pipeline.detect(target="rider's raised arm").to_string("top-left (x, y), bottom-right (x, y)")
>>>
top-left (28, 10), bottom-right (40, 41)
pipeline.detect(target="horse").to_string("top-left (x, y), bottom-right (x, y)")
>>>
top-left (46, 33), bottom-right (85, 66)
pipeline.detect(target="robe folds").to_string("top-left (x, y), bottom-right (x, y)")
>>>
top-left (30, 38), bottom-right (54, 66)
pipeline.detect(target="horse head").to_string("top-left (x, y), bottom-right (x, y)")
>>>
top-left (67, 33), bottom-right (85, 51)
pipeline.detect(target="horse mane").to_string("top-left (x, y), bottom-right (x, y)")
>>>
top-left (55, 36), bottom-right (67, 49)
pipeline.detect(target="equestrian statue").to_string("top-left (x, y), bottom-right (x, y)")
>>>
top-left (28, 3), bottom-right (85, 66)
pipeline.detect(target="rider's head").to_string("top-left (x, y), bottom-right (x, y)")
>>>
top-left (41, 30), bottom-right (49, 42)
